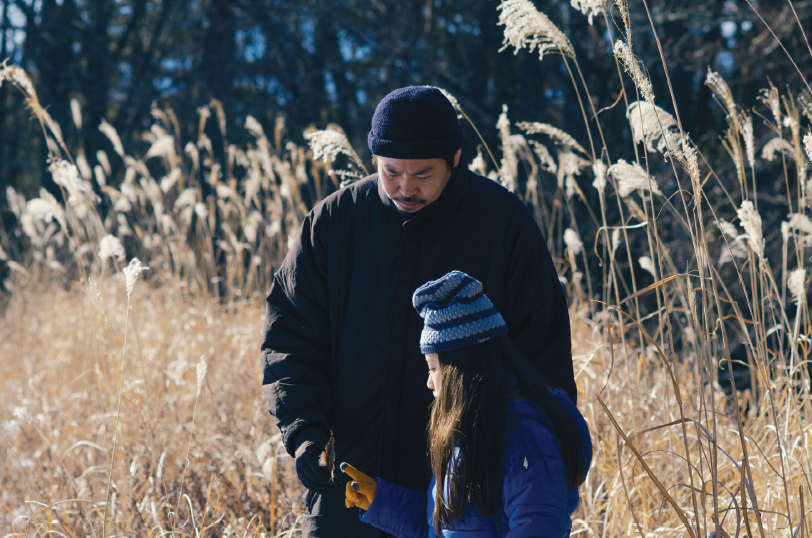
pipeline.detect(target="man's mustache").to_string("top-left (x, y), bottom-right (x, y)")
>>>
top-left (393, 196), bottom-right (427, 205)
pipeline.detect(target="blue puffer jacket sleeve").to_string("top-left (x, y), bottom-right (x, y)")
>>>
top-left (359, 477), bottom-right (428, 538)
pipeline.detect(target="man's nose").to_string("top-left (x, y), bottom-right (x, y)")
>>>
top-left (398, 176), bottom-right (418, 196)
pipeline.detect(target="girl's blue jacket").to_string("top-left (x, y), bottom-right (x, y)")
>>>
top-left (356, 387), bottom-right (592, 538)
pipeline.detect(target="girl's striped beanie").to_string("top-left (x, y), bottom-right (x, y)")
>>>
top-left (412, 271), bottom-right (509, 354)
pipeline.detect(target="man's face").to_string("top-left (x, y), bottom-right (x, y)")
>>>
top-left (377, 150), bottom-right (462, 213)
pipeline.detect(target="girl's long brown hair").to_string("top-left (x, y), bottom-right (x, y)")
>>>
top-left (428, 335), bottom-right (585, 534)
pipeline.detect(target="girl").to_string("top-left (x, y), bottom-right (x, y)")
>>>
top-left (342, 271), bottom-right (592, 538)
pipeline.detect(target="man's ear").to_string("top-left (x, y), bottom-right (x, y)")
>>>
top-left (453, 149), bottom-right (462, 168)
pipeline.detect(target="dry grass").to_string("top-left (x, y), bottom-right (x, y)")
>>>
top-left (1, 280), bottom-right (305, 537)
top-left (3, 0), bottom-right (812, 536)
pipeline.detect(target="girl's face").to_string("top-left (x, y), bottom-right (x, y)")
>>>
top-left (425, 353), bottom-right (442, 398)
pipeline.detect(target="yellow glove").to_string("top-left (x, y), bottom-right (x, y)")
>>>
top-left (340, 462), bottom-right (378, 511)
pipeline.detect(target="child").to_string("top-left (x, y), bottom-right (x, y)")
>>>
top-left (341, 270), bottom-right (592, 538)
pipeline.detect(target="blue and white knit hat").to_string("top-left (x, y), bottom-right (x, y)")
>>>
top-left (412, 271), bottom-right (509, 354)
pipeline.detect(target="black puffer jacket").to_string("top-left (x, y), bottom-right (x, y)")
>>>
top-left (261, 163), bottom-right (574, 536)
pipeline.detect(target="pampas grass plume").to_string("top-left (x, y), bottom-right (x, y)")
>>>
top-left (70, 98), bottom-right (82, 130)
top-left (614, 41), bottom-right (654, 104)
top-left (196, 355), bottom-right (207, 398)
top-left (99, 118), bottom-right (125, 157)
top-left (497, 0), bottom-right (575, 61)
top-left (626, 101), bottom-right (678, 154)
top-left (789, 268), bottom-right (806, 304)
top-left (737, 200), bottom-right (764, 260)
top-left (741, 113), bottom-right (755, 168)
top-left (608, 159), bottom-right (663, 197)
top-left (517, 122), bottom-right (588, 155)
top-left (563, 228), bottom-right (583, 254)
top-left (592, 161), bottom-right (607, 194)
top-left (639, 256), bottom-right (656, 278)
top-left (706, 69), bottom-right (738, 122)
top-left (762, 137), bottom-right (795, 162)
top-left (570, 0), bottom-right (604, 25)
top-left (122, 257), bottom-right (149, 298)
top-left (99, 234), bottom-right (125, 261)
top-left (611, 228), bottom-right (621, 255)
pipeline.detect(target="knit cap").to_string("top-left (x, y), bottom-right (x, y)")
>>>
top-left (368, 86), bottom-right (463, 160)
top-left (413, 271), bottom-right (508, 354)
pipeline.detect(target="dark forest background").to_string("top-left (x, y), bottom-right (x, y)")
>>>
top-left (0, 0), bottom-right (810, 200)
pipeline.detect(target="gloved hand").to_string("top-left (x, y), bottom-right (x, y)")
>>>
top-left (294, 426), bottom-right (332, 493)
top-left (340, 462), bottom-right (378, 511)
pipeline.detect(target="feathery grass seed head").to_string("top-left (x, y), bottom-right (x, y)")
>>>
top-left (564, 228), bottom-right (583, 255)
top-left (789, 268), bottom-right (806, 304)
top-left (123, 257), bottom-right (149, 298)
top-left (529, 140), bottom-right (557, 173)
top-left (433, 87), bottom-right (463, 119)
top-left (517, 122), bottom-right (588, 155)
top-left (626, 101), bottom-right (678, 154)
top-left (99, 234), bottom-right (125, 261)
top-left (70, 98), bottom-right (82, 130)
top-left (99, 119), bottom-right (125, 157)
top-left (686, 276), bottom-right (699, 327)
top-left (719, 219), bottom-right (740, 239)
top-left (639, 256), bottom-right (656, 278)
top-left (497, 0), bottom-right (575, 61)
top-left (759, 85), bottom-right (782, 128)
top-left (706, 69), bottom-right (738, 123)
top-left (611, 228), bottom-right (621, 255)
top-left (305, 128), bottom-right (367, 183)
top-left (614, 41), bottom-right (654, 104)
top-left (570, 0), bottom-right (604, 25)
top-left (196, 355), bottom-right (207, 397)
top-left (737, 200), bottom-right (764, 260)
top-left (614, 0), bottom-right (630, 37)
top-left (762, 137), bottom-right (795, 162)
top-left (592, 161), bottom-right (607, 194)
top-left (608, 159), bottom-right (663, 197)
top-left (740, 113), bottom-right (755, 168)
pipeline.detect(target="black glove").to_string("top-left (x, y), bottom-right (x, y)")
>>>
top-left (294, 426), bottom-right (332, 493)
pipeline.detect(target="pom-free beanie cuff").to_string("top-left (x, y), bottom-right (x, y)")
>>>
top-left (367, 130), bottom-right (463, 160)
top-left (419, 320), bottom-right (509, 354)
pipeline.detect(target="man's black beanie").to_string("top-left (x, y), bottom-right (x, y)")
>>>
top-left (368, 86), bottom-right (463, 160)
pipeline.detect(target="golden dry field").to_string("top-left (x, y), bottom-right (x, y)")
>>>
top-left (3, 0), bottom-right (812, 535)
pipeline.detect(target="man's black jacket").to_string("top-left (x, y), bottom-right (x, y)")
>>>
top-left (261, 163), bottom-right (574, 535)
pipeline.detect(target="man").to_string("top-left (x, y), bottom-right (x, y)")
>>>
top-left (261, 86), bottom-right (574, 537)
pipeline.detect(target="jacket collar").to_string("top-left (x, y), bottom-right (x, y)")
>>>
top-left (376, 161), bottom-right (471, 224)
